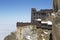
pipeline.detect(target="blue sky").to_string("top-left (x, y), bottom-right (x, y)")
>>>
top-left (0, 0), bottom-right (53, 40)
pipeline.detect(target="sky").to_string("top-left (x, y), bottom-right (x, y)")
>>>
top-left (0, 0), bottom-right (53, 40)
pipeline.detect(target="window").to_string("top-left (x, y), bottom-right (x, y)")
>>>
top-left (41, 13), bottom-right (46, 16)
top-left (34, 13), bottom-right (35, 16)
top-left (40, 13), bottom-right (46, 18)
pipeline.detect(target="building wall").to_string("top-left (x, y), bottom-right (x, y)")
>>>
top-left (16, 26), bottom-right (23, 40)
top-left (31, 8), bottom-right (53, 23)
top-left (16, 24), bottom-right (38, 40)
top-left (16, 23), bottom-right (52, 40)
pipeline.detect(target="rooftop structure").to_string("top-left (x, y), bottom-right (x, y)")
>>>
top-left (31, 8), bottom-right (53, 23)
top-left (31, 8), bottom-right (53, 29)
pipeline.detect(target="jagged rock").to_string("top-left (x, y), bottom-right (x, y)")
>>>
top-left (4, 32), bottom-right (18, 40)
top-left (52, 12), bottom-right (60, 40)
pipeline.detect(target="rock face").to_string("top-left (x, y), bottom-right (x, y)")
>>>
top-left (16, 23), bottom-right (52, 40)
top-left (4, 32), bottom-right (18, 40)
top-left (16, 24), bottom-right (38, 40)
top-left (53, 0), bottom-right (60, 12)
top-left (37, 29), bottom-right (51, 40)
top-left (52, 11), bottom-right (60, 40)
top-left (58, 0), bottom-right (60, 10)
top-left (4, 24), bottom-right (51, 40)
top-left (53, 0), bottom-right (60, 40)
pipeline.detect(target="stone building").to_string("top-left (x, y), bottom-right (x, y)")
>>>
top-left (16, 22), bottom-right (52, 40)
top-left (16, 22), bottom-right (37, 40)
top-left (31, 8), bottom-right (53, 23)
top-left (31, 8), bottom-right (53, 29)
top-left (15, 8), bottom-right (53, 40)
top-left (4, 8), bottom-right (53, 40)
top-left (5, 0), bottom-right (60, 40)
